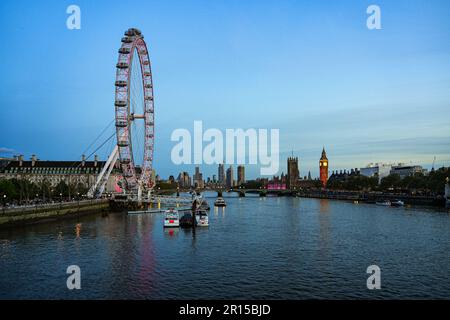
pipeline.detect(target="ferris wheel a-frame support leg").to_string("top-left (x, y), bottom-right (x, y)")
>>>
top-left (87, 146), bottom-right (119, 198)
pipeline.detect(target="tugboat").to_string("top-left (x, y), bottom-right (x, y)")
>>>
top-left (180, 213), bottom-right (197, 228)
top-left (196, 209), bottom-right (209, 227)
top-left (163, 208), bottom-right (180, 228)
top-left (214, 197), bottom-right (227, 207)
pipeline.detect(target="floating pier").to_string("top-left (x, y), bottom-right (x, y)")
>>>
top-left (127, 206), bottom-right (193, 215)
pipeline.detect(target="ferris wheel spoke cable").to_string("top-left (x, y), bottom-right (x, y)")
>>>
top-left (134, 121), bottom-right (144, 165)
top-left (130, 70), bottom-right (142, 115)
top-left (129, 53), bottom-right (145, 166)
top-left (135, 119), bottom-right (144, 165)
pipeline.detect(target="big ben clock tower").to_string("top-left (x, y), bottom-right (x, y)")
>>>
top-left (319, 147), bottom-right (329, 188)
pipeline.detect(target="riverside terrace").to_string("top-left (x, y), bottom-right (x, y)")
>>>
top-left (0, 199), bottom-right (110, 229)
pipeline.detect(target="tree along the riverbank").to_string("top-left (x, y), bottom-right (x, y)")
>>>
top-left (155, 181), bottom-right (178, 191)
top-left (326, 167), bottom-right (450, 195)
top-left (327, 175), bottom-right (378, 192)
top-left (0, 178), bottom-right (88, 203)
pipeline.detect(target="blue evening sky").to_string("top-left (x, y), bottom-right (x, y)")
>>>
top-left (1, 0), bottom-right (449, 179)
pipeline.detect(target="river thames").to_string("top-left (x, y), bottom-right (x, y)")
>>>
top-left (1, 193), bottom-right (450, 299)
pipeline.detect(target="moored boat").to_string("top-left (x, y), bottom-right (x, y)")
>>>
top-left (390, 199), bottom-right (405, 207)
top-left (196, 209), bottom-right (209, 227)
top-left (163, 208), bottom-right (180, 228)
top-left (214, 197), bottom-right (226, 207)
top-left (376, 200), bottom-right (391, 206)
top-left (180, 213), bottom-right (197, 228)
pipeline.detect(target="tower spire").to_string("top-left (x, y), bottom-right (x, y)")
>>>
top-left (321, 146), bottom-right (327, 160)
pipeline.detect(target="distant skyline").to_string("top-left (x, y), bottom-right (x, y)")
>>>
top-left (1, 0), bottom-right (449, 179)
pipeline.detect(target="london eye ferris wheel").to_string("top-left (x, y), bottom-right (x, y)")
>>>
top-left (114, 28), bottom-right (155, 193)
top-left (87, 28), bottom-right (155, 199)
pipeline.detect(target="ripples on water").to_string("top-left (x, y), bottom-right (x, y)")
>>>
top-left (1, 193), bottom-right (450, 299)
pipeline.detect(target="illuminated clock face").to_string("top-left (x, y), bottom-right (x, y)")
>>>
top-left (323, 162), bottom-right (328, 167)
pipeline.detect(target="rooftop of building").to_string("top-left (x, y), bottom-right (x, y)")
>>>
top-left (0, 159), bottom-right (110, 175)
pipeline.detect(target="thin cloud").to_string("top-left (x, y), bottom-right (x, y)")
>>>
top-left (0, 147), bottom-right (18, 155)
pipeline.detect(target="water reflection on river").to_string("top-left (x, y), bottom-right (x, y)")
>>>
top-left (1, 192), bottom-right (450, 299)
